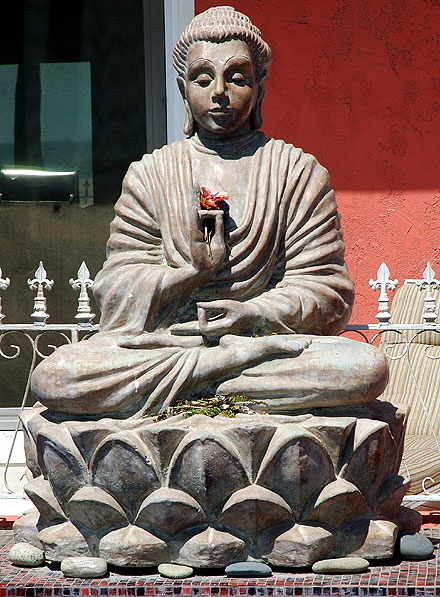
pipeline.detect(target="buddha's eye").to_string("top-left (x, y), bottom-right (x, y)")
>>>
top-left (192, 72), bottom-right (213, 87)
top-left (229, 71), bottom-right (248, 86)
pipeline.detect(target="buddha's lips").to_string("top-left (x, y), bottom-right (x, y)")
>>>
top-left (209, 108), bottom-right (233, 117)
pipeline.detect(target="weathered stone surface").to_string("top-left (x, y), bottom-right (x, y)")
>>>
top-left (334, 518), bottom-right (398, 560)
top-left (13, 509), bottom-right (43, 550)
top-left (158, 563), bottom-right (193, 578)
top-left (255, 426), bottom-right (335, 519)
top-left (356, 519), bottom-right (398, 560)
top-left (91, 434), bottom-right (160, 519)
top-left (61, 556), bottom-right (108, 578)
top-left (9, 542), bottom-right (45, 567)
top-left (305, 479), bottom-right (368, 528)
top-left (312, 557), bottom-right (369, 574)
top-left (178, 527), bottom-right (246, 568)
top-left (24, 476), bottom-right (66, 525)
top-left (15, 407), bottom-right (406, 567)
top-left (135, 488), bottom-right (204, 535)
top-left (399, 532), bottom-right (434, 560)
top-left (302, 418), bottom-right (356, 470)
top-left (68, 486), bottom-right (127, 531)
top-left (395, 507), bottom-right (422, 533)
top-left (220, 485), bottom-right (292, 533)
top-left (99, 526), bottom-right (169, 567)
top-left (267, 524), bottom-right (334, 567)
top-left (225, 561), bottom-right (272, 577)
top-left (340, 421), bottom-right (398, 508)
top-left (38, 521), bottom-right (91, 562)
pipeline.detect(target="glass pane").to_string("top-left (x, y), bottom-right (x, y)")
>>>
top-left (40, 62), bottom-right (93, 206)
top-left (0, 62), bottom-right (93, 206)
top-left (0, 65), bottom-right (18, 169)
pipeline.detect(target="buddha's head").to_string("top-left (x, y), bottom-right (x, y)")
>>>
top-left (173, 6), bottom-right (272, 136)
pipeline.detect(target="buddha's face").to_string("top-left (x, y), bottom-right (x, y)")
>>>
top-left (185, 39), bottom-right (257, 135)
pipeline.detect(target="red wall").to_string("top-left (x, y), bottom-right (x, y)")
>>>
top-left (195, 0), bottom-right (440, 323)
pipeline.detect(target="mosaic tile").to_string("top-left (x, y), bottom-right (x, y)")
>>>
top-left (1, 530), bottom-right (440, 596)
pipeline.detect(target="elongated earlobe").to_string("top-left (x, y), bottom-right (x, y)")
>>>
top-left (183, 100), bottom-right (195, 136)
top-left (250, 84), bottom-right (265, 130)
top-left (177, 76), bottom-right (195, 136)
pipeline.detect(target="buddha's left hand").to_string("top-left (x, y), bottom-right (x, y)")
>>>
top-left (196, 299), bottom-right (260, 337)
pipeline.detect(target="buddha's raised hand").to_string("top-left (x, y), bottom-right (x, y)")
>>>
top-left (189, 208), bottom-right (226, 280)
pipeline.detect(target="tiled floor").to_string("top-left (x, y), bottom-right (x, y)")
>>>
top-left (1, 529), bottom-right (440, 596)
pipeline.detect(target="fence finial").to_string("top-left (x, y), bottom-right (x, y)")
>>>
top-left (27, 261), bottom-right (54, 326)
top-left (69, 261), bottom-right (95, 327)
top-left (369, 262), bottom-right (398, 324)
top-left (416, 262), bottom-right (440, 325)
top-left (0, 267), bottom-right (11, 323)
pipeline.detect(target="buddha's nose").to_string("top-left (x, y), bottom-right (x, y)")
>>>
top-left (212, 76), bottom-right (228, 102)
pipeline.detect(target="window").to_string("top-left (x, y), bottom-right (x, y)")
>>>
top-left (0, 0), bottom-right (167, 205)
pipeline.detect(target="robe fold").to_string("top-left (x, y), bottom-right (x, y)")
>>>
top-left (32, 132), bottom-right (366, 418)
top-left (94, 133), bottom-right (353, 336)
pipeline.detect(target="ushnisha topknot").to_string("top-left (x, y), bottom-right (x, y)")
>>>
top-left (172, 6), bottom-right (272, 84)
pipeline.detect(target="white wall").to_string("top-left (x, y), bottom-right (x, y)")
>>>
top-left (164, 0), bottom-right (194, 144)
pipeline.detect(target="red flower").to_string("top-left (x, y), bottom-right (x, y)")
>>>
top-left (199, 187), bottom-right (230, 214)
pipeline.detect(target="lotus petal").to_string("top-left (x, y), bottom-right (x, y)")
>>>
top-left (24, 475), bottom-right (66, 524)
top-left (22, 424), bottom-right (41, 478)
top-left (20, 407), bottom-right (45, 477)
top-left (36, 427), bottom-right (87, 508)
top-left (256, 424), bottom-right (335, 517)
top-left (333, 517), bottom-right (398, 560)
top-left (302, 417), bottom-right (356, 472)
top-left (222, 422), bottom-right (277, 482)
top-left (220, 485), bottom-right (292, 534)
top-left (99, 525), bottom-right (168, 566)
top-left (168, 431), bottom-right (250, 514)
top-left (91, 432), bottom-right (160, 520)
top-left (138, 425), bottom-right (187, 472)
top-left (68, 486), bottom-right (127, 531)
top-left (178, 527), bottom-right (246, 568)
top-left (38, 521), bottom-right (91, 562)
top-left (304, 479), bottom-right (368, 527)
top-left (266, 523), bottom-right (334, 567)
top-left (135, 487), bottom-right (204, 535)
top-left (13, 509), bottom-right (44, 549)
top-left (69, 421), bottom-right (116, 465)
top-left (376, 475), bottom-right (409, 519)
top-left (339, 420), bottom-right (398, 508)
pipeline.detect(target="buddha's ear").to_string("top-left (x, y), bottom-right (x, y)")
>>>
top-left (176, 76), bottom-right (186, 99)
top-left (250, 83), bottom-right (265, 130)
top-left (177, 76), bottom-right (195, 136)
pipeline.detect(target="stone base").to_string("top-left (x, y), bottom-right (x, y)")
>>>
top-left (14, 401), bottom-right (413, 568)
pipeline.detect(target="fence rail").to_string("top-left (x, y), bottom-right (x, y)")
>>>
top-left (2, 260), bottom-right (440, 506)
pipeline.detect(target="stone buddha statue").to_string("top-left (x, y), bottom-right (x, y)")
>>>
top-left (14, 7), bottom-right (419, 573)
top-left (31, 5), bottom-right (388, 419)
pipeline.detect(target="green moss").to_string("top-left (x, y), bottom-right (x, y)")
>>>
top-left (146, 394), bottom-right (267, 421)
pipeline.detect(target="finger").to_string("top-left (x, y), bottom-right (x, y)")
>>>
top-left (197, 305), bottom-right (208, 327)
top-left (169, 321), bottom-right (201, 335)
top-left (189, 205), bottom-right (204, 242)
top-left (213, 211), bottom-right (225, 238)
top-left (199, 314), bottom-right (234, 336)
top-left (196, 300), bottom-right (230, 312)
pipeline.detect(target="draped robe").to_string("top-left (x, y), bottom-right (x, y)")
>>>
top-left (31, 132), bottom-right (388, 418)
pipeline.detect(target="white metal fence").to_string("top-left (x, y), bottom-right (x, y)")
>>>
top-left (2, 260), bottom-right (440, 506)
